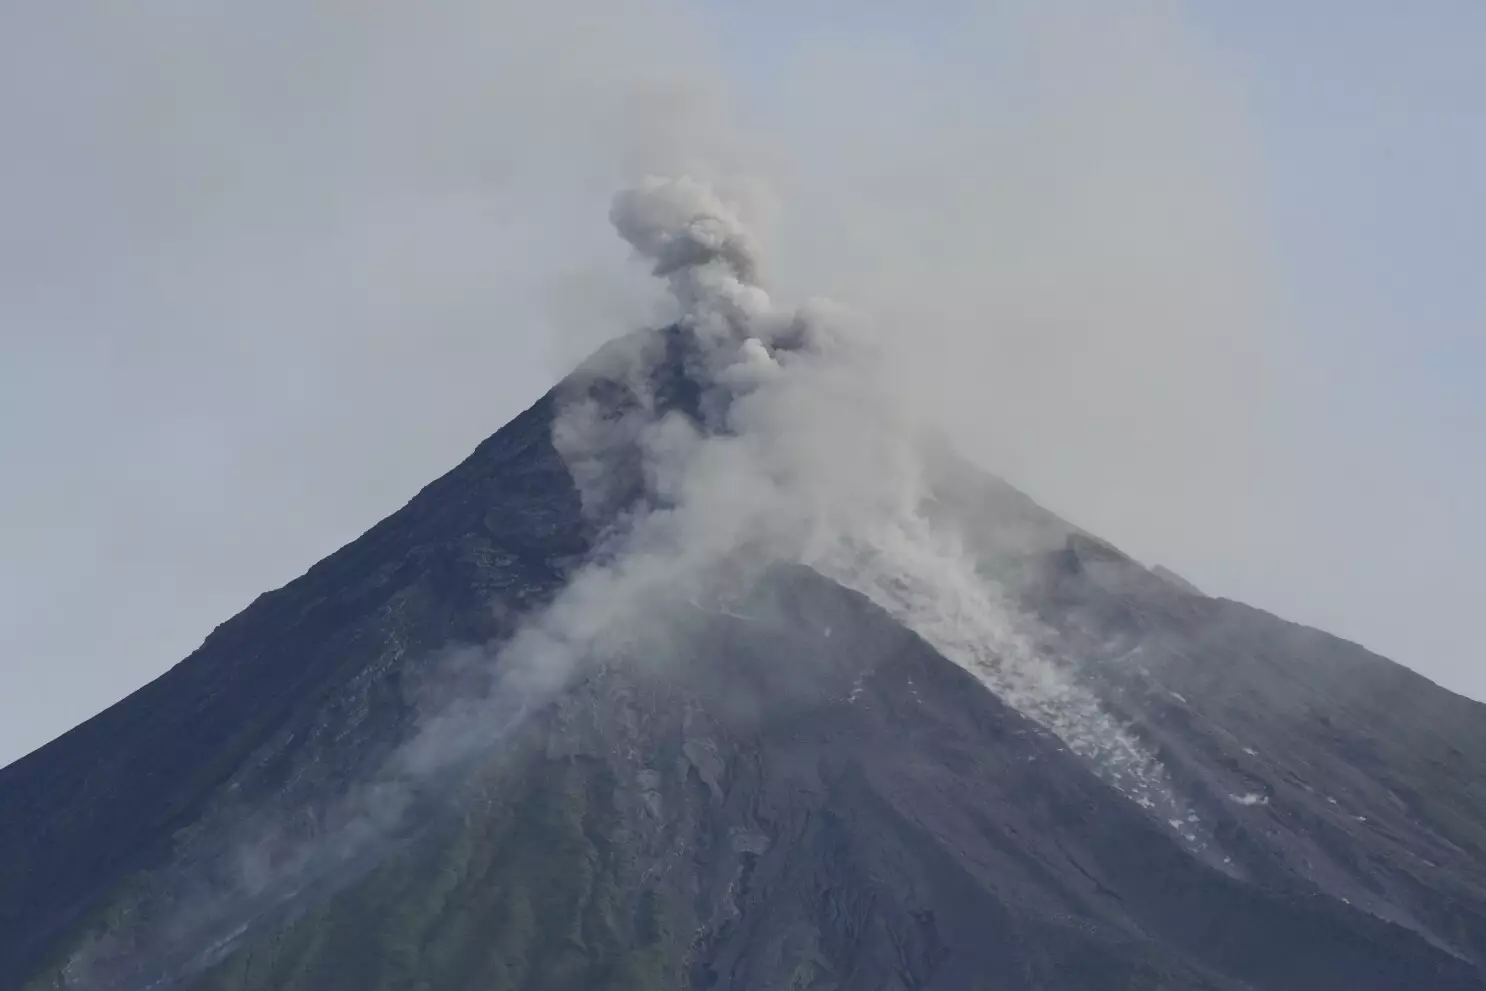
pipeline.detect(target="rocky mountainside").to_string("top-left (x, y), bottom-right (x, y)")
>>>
top-left (6, 318), bottom-right (1486, 991)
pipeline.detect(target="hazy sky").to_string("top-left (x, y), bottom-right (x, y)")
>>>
top-left (2, 1), bottom-right (1482, 768)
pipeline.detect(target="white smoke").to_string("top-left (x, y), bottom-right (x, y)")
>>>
top-left (35, 3), bottom-right (1285, 973)
top-left (609, 175), bottom-right (769, 336)
top-left (536, 174), bottom-right (1207, 847)
top-left (54, 170), bottom-right (1219, 991)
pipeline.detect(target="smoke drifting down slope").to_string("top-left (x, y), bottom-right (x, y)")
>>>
top-left (542, 175), bottom-right (1206, 844)
top-left (51, 177), bottom-right (1216, 990)
top-left (20, 165), bottom-right (1486, 989)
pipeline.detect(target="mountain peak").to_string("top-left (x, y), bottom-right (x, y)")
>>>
top-left (10, 179), bottom-right (1486, 991)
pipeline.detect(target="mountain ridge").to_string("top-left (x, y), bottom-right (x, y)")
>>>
top-left (8, 322), bottom-right (1486, 990)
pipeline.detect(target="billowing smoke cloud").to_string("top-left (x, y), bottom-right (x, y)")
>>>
top-left (13, 0), bottom-right (1403, 780)
top-left (59, 166), bottom-right (1226, 988)
top-left (520, 175), bottom-right (1218, 870)
top-left (30, 4), bottom-right (1320, 984)
top-left (610, 175), bottom-right (767, 331)
top-left (558, 175), bottom-right (1209, 846)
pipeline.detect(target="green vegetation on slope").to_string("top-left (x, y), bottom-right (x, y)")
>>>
top-left (191, 755), bottom-right (685, 991)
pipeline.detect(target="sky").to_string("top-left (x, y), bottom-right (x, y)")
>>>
top-left (1, 1), bottom-right (1482, 769)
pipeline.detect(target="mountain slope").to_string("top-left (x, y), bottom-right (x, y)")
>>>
top-left (0, 388), bottom-right (585, 986)
top-left (7, 325), bottom-right (1486, 991)
top-left (180, 569), bottom-right (1485, 991)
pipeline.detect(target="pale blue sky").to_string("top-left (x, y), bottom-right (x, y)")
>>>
top-left (700, 0), bottom-right (1485, 685)
top-left (1, 2), bottom-right (1481, 767)
top-left (1189, 2), bottom-right (1485, 674)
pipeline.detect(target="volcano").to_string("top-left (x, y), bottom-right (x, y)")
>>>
top-left (7, 182), bottom-right (1486, 991)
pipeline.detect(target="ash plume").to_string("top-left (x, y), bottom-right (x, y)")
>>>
top-left (611, 176), bottom-right (763, 303)
top-left (546, 174), bottom-right (1206, 849)
top-left (56, 176), bottom-right (1214, 991)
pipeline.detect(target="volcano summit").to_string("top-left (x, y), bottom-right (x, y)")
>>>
top-left (7, 180), bottom-right (1486, 991)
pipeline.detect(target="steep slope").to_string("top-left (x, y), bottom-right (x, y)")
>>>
top-left (0, 387), bottom-right (586, 986)
top-left (177, 569), bottom-right (1485, 991)
top-left (6, 169), bottom-right (1486, 989)
top-left (1022, 539), bottom-right (1486, 964)
top-left (7, 321), bottom-right (1486, 990)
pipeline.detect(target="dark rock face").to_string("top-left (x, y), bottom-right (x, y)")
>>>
top-left (7, 334), bottom-right (1486, 990)
top-left (0, 391), bottom-right (584, 986)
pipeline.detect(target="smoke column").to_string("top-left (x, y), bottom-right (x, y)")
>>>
top-left (59, 176), bottom-right (1217, 990)
top-left (548, 176), bottom-right (1209, 846)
